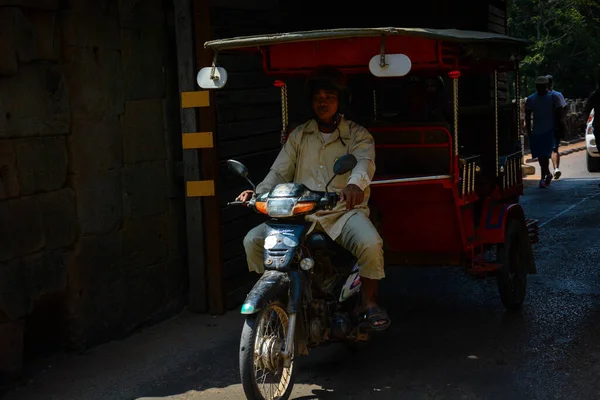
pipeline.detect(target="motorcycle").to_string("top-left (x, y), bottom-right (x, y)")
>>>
top-left (227, 154), bottom-right (372, 400)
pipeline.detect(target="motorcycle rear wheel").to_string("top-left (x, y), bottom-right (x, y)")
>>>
top-left (239, 301), bottom-right (296, 400)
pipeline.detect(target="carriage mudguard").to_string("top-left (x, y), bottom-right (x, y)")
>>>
top-left (240, 270), bottom-right (289, 315)
top-left (478, 201), bottom-right (537, 274)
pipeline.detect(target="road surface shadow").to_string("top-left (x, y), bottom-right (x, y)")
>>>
top-left (136, 267), bottom-right (539, 400)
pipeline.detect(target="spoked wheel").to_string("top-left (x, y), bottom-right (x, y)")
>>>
top-left (240, 301), bottom-right (296, 400)
top-left (496, 218), bottom-right (529, 311)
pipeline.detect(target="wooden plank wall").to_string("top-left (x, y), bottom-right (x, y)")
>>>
top-left (488, 0), bottom-right (509, 106)
top-left (209, 0), bottom-right (283, 309)
top-left (487, 0), bottom-right (516, 154)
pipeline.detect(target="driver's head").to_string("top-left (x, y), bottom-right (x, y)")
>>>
top-left (535, 76), bottom-right (549, 95)
top-left (305, 65), bottom-right (347, 123)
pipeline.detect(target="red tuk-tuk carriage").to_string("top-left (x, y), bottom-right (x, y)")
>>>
top-left (199, 27), bottom-right (539, 400)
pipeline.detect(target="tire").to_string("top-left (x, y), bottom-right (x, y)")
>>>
top-left (587, 152), bottom-right (600, 173)
top-left (496, 218), bottom-right (529, 311)
top-left (240, 301), bottom-right (296, 400)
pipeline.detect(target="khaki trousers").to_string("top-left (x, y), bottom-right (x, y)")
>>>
top-left (243, 212), bottom-right (385, 280)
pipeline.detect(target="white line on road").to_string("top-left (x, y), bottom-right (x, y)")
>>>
top-left (539, 192), bottom-right (600, 228)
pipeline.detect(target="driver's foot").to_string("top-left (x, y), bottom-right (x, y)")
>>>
top-left (354, 304), bottom-right (391, 331)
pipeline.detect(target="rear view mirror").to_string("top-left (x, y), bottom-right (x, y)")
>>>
top-left (197, 66), bottom-right (228, 89)
top-left (333, 154), bottom-right (358, 175)
top-left (227, 159), bottom-right (249, 177)
top-left (227, 159), bottom-right (255, 190)
top-left (369, 54), bottom-right (412, 77)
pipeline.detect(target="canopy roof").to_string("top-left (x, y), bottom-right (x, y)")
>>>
top-left (204, 27), bottom-right (530, 51)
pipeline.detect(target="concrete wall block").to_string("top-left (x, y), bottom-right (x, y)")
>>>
top-left (70, 233), bottom-right (123, 286)
top-left (166, 199), bottom-right (186, 255)
top-left (0, 139), bottom-right (20, 199)
top-left (164, 255), bottom-right (186, 304)
top-left (38, 188), bottom-right (78, 249)
top-left (74, 279), bottom-right (125, 349)
top-left (63, 47), bottom-right (124, 118)
top-left (119, 0), bottom-right (164, 29)
top-left (69, 117), bottom-right (123, 174)
top-left (0, 0), bottom-right (58, 9)
top-left (0, 250), bottom-right (64, 322)
top-left (121, 27), bottom-right (166, 100)
top-left (20, 9), bottom-right (61, 61)
top-left (0, 8), bottom-right (18, 76)
top-left (0, 259), bottom-right (28, 321)
top-left (122, 161), bottom-right (168, 218)
top-left (0, 196), bottom-right (44, 262)
top-left (0, 320), bottom-right (24, 377)
top-left (122, 214), bottom-right (168, 270)
top-left (59, 0), bottom-right (117, 13)
top-left (72, 170), bottom-right (123, 235)
top-left (22, 250), bottom-right (68, 300)
top-left (59, 10), bottom-right (120, 49)
top-left (121, 263), bottom-right (166, 332)
top-left (0, 64), bottom-right (70, 137)
top-left (14, 136), bottom-right (68, 195)
top-left (121, 99), bottom-right (166, 164)
top-left (13, 7), bottom-right (37, 63)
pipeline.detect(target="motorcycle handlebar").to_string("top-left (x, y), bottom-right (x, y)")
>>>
top-left (227, 191), bottom-right (339, 208)
top-left (227, 200), bottom-right (249, 206)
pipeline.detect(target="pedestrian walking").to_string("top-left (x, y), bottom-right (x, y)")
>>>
top-left (545, 75), bottom-right (568, 179)
top-left (525, 76), bottom-right (563, 188)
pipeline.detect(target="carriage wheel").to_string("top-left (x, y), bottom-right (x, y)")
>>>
top-left (496, 218), bottom-right (529, 311)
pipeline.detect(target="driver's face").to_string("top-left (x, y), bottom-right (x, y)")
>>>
top-left (312, 89), bottom-right (339, 122)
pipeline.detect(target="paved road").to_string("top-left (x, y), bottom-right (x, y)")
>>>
top-left (5, 151), bottom-right (600, 400)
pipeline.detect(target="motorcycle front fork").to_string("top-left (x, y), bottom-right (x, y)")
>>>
top-left (280, 313), bottom-right (297, 368)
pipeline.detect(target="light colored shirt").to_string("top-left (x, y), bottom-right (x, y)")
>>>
top-left (255, 118), bottom-right (376, 240)
top-left (550, 90), bottom-right (567, 108)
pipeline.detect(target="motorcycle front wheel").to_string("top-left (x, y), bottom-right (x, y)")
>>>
top-left (239, 301), bottom-right (296, 400)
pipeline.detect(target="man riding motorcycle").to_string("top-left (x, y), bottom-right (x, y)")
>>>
top-left (236, 65), bottom-right (390, 331)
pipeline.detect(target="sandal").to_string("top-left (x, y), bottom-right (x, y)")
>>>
top-left (356, 306), bottom-right (391, 332)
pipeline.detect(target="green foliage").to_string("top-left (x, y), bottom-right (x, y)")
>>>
top-left (508, 0), bottom-right (600, 98)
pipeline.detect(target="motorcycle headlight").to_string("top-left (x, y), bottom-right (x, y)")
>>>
top-left (591, 138), bottom-right (596, 146)
top-left (266, 198), bottom-right (295, 217)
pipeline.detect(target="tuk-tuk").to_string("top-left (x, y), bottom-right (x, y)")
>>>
top-left (200, 27), bottom-right (539, 400)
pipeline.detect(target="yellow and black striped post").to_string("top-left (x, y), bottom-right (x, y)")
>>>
top-left (181, 90), bottom-right (215, 197)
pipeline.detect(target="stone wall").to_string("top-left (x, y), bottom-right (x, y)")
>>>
top-left (0, 0), bottom-right (187, 378)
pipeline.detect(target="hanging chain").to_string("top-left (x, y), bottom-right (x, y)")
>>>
top-left (453, 78), bottom-right (459, 156)
top-left (373, 89), bottom-right (377, 121)
top-left (515, 62), bottom-right (521, 140)
top-left (494, 69), bottom-right (499, 178)
top-left (280, 83), bottom-right (289, 146)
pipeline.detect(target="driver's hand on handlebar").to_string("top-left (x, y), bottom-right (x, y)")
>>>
top-left (236, 190), bottom-right (254, 202)
top-left (339, 184), bottom-right (364, 210)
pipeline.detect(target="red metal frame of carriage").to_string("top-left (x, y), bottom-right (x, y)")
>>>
top-left (201, 27), bottom-right (539, 310)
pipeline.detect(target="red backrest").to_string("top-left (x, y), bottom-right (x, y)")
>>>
top-left (369, 125), bottom-right (453, 178)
